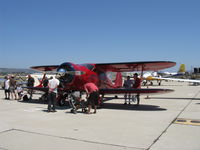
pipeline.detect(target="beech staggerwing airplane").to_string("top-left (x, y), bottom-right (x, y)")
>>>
top-left (29, 61), bottom-right (176, 107)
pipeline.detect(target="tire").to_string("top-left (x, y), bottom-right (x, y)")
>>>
top-left (57, 98), bottom-right (66, 106)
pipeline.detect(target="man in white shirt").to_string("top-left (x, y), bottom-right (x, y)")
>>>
top-left (47, 76), bottom-right (60, 112)
top-left (4, 76), bottom-right (10, 100)
top-left (123, 76), bottom-right (133, 105)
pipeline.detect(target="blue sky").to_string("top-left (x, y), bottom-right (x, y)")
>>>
top-left (0, 0), bottom-right (200, 72)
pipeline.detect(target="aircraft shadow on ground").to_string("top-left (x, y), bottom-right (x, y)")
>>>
top-left (18, 99), bottom-right (71, 110)
top-left (18, 99), bottom-right (47, 105)
top-left (101, 103), bottom-right (167, 111)
top-left (18, 98), bottom-right (166, 112)
top-left (103, 96), bottom-right (167, 111)
top-left (146, 97), bottom-right (200, 100)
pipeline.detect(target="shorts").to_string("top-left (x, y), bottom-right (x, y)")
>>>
top-left (10, 87), bottom-right (15, 93)
top-left (5, 89), bottom-right (10, 93)
top-left (87, 91), bottom-right (99, 106)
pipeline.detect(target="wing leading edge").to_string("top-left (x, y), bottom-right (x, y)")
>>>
top-left (31, 65), bottom-right (59, 71)
top-left (30, 61), bottom-right (176, 72)
top-left (95, 61), bottom-right (176, 72)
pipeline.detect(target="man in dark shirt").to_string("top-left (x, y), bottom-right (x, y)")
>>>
top-left (27, 75), bottom-right (35, 100)
top-left (133, 73), bottom-right (141, 106)
top-left (43, 77), bottom-right (49, 87)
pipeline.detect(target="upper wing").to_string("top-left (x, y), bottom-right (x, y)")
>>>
top-left (95, 61), bottom-right (176, 72)
top-left (154, 77), bottom-right (200, 83)
top-left (99, 88), bottom-right (174, 95)
top-left (31, 65), bottom-right (59, 71)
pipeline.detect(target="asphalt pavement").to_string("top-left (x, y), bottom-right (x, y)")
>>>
top-left (0, 82), bottom-right (200, 150)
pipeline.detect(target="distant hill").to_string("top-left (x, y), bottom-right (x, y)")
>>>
top-left (0, 68), bottom-right (38, 74)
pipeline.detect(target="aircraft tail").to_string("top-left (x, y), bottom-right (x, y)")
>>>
top-left (114, 72), bottom-right (123, 88)
top-left (99, 72), bottom-right (123, 88)
top-left (178, 64), bottom-right (186, 73)
top-left (106, 72), bottom-right (122, 88)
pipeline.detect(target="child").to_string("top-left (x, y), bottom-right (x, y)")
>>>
top-left (16, 84), bottom-right (23, 100)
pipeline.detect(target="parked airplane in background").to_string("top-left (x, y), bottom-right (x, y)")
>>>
top-left (29, 61), bottom-right (176, 107)
top-left (158, 64), bottom-right (186, 77)
top-left (153, 76), bottom-right (200, 85)
top-left (142, 71), bottom-right (162, 86)
top-left (141, 64), bottom-right (186, 86)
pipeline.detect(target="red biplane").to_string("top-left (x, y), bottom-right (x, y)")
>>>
top-left (30, 61), bottom-right (176, 107)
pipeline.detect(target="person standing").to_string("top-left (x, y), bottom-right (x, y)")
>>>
top-left (27, 75), bottom-right (35, 100)
top-left (84, 82), bottom-right (99, 114)
top-left (123, 76), bottom-right (133, 105)
top-left (132, 73), bottom-right (141, 106)
top-left (4, 76), bottom-right (10, 100)
top-left (10, 75), bottom-right (17, 100)
top-left (47, 76), bottom-right (60, 112)
top-left (43, 77), bottom-right (49, 87)
top-left (41, 76), bottom-right (49, 101)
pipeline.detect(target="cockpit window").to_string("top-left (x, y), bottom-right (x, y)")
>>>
top-left (80, 64), bottom-right (95, 71)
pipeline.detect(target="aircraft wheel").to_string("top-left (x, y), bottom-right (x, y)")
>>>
top-left (57, 98), bottom-right (66, 106)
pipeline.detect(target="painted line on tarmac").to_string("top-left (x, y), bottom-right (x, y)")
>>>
top-left (0, 129), bottom-right (14, 149)
top-left (174, 118), bottom-right (200, 126)
top-left (0, 128), bottom-right (14, 134)
top-left (147, 90), bottom-right (200, 150)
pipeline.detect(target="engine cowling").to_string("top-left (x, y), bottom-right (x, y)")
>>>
top-left (57, 62), bottom-right (75, 84)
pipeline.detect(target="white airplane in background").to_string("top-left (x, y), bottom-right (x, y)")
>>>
top-left (124, 64), bottom-right (200, 86)
top-left (142, 64), bottom-right (200, 85)
top-left (27, 73), bottom-right (56, 87)
top-left (140, 64), bottom-right (198, 86)
top-left (141, 71), bottom-right (162, 85)
top-left (158, 64), bottom-right (186, 77)
top-left (153, 76), bottom-right (200, 85)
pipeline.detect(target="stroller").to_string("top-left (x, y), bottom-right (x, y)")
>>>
top-left (69, 91), bottom-right (87, 114)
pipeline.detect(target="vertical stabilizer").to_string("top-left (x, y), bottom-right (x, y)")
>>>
top-left (99, 72), bottom-right (122, 88)
top-left (114, 72), bottom-right (123, 88)
top-left (178, 64), bottom-right (186, 73)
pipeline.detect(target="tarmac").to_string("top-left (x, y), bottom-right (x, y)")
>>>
top-left (0, 81), bottom-right (200, 150)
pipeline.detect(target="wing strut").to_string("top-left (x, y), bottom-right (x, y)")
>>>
top-left (140, 65), bottom-right (144, 80)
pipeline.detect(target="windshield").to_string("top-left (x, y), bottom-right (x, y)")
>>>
top-left (80, 64), bottom-right (95, 71)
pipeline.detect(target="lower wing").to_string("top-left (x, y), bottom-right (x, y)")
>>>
top-left (99, 88), bottom-right (174, 95)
